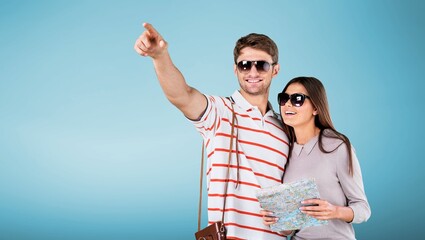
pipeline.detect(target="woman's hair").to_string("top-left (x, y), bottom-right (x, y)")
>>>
top-left (280, 76), bottom-right (354, 175)
top-left (233, 33), bottom-right (279, 64)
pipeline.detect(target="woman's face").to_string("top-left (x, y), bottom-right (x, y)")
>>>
top-left (280, 83), bottom-right (317, 129)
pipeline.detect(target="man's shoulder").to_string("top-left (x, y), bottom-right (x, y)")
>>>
top-left (204, 94), bottom-right (234, 108)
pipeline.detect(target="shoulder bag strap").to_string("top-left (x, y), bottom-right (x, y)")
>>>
top-left (197, 101), bottom-right (237, 230)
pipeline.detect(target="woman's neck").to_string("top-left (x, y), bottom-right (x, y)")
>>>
top-left (294, 125), bottom-right (321, 145)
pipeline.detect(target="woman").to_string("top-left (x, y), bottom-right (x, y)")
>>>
top-left (261, 77), bottom-right (371, 239)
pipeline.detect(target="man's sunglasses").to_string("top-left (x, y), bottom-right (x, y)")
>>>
top-left (236, 60), bottom-right (276, 73)
top-left (278, 93), bottom-right (311, 107)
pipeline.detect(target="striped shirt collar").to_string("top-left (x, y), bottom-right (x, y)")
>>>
top-left (231, 90), bottom-right (276, 117)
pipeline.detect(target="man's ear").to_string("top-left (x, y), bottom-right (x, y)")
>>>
top-left (272, 63), bottom-right (280, 77)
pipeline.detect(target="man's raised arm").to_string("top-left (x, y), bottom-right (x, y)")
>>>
top-left (134, 23), bottom-right (207, 120)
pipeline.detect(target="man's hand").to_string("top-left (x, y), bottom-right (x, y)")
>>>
top-left (134, 23), bottom-right (167, 59)
top-left (133, 22), bottom-right (207, 119)
top-left (260, 210), bottom-right (278, 226)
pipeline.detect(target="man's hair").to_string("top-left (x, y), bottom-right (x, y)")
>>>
top-left (233, 33), bottom-right (279, 64)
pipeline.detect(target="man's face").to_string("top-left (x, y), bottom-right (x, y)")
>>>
top-left (234, 47), bottom-right (279, 98)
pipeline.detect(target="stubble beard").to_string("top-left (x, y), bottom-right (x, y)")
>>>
top-left (240, 81), bottom-right (270, 97)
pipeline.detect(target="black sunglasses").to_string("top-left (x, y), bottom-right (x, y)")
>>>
top-left (236, 60), bottom-right (276, 73)
top-left (278, 93), bottom-right (310, 107)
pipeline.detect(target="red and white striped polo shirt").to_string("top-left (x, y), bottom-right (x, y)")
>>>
top-left (192, 90), bottom-right (289, 240)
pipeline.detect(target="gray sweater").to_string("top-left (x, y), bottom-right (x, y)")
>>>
top-left (283, 131), bottom-right (371, 240)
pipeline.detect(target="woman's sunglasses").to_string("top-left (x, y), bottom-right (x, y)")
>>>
top-left (278, 93), bottom-right (310, 107)
top-left (236, 60), bottom-right (276, 73)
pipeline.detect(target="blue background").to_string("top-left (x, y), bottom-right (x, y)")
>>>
top-left (1, 0), bottom-right (424, 239)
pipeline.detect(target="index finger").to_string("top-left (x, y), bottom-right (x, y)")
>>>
top-left (143, 22), bottom-right (159, 39)
top-left (301, 198), bottom-right (321, 206)
top-left (260, 210), bottom-right (274, 216)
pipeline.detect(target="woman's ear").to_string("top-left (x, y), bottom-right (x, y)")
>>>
top-left (313, 109), bottom-right (318, 115)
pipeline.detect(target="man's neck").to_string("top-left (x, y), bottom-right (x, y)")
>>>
top-left (243, 93), bottom-right (270, 116)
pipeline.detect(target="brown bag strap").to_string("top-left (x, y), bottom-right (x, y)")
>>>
top-left (198, 142), bottom-right (205, 231)
top-left (198, 102), bottom-right (237, 231)
top-left (221, 104), bottom-right (237, 222)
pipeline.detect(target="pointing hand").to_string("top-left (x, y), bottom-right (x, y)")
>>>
top-left (134, 23), bottom-right (168, 59)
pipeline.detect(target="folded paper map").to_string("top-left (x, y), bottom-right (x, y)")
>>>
top-left (256, 178), bottom-right (328, 231)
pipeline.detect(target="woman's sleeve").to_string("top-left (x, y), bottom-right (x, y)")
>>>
top-left (336, 145), bottom-right (372, 223)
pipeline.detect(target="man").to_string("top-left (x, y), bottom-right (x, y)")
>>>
top-left (134, 23), bottom-right (288, 239)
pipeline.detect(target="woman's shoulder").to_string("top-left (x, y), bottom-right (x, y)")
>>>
top-left (321, 129), bottom-right (348, 151)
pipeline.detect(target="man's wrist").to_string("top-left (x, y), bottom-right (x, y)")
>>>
top-left (287, 230), bottom-right (296, 236)
top-left (279, 230), bottom-right (296, 236)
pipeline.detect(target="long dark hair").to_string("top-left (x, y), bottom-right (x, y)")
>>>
top-left (280, 77), bottom-right (354, 176)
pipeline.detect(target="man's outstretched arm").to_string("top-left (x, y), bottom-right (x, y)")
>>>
top-left (134, 23), bottom-right (207, 120)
